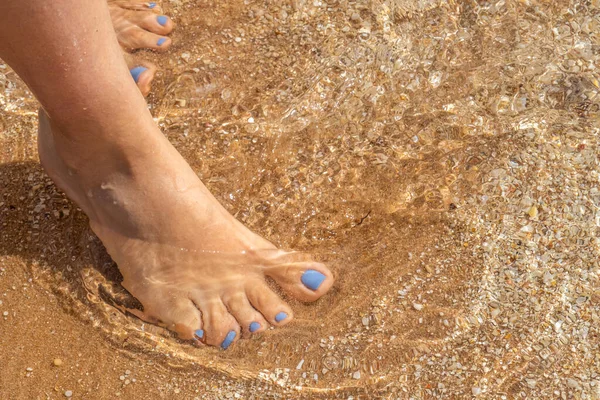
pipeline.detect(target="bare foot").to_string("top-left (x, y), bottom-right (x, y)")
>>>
top-left (109, 0), bottom-right (175, 95)
top-left (37, 110), bottom-right (334, 349)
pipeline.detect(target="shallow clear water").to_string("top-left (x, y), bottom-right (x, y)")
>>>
top-left (1, 0), bottom-right (599, 397)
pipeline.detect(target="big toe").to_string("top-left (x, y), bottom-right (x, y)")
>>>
top-left (265, 260), bottom-right (334, 302)
top-left (124, 53), bottom-right (157, 96)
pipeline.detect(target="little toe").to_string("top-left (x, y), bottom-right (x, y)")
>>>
top-left (142, 297), bottom-right (202, 341)
top-left (265, 261), bottom-right (334, 302)
top-left (222, 292), bottom-right (268, 335)
top-left (118, 26), bottom-right (172, 52)
top-left (192, 296), bottom-right (240, 349)
top-left (246, 281), bottom-right (294, 327)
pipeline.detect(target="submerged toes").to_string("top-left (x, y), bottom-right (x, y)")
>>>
top-left (301, 269), bottom-right (327, 290)
top-left (265, 261), bottom-right (334, 302)
top-left (246, 281), bottom-right (294, 326)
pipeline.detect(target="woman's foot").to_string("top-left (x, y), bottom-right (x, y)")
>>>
top-left (109, 0), bottom-right (175, 95)
top-left (37, 110), bottom-right (334, 349)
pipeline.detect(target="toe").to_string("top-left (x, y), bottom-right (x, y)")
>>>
top-left (110, 1), bottom-right (163, 13)
top-left (123, 53), bottom-right (157, 96)
top-left (137, 296), bottom-right (202, 341)
top-left (222, 291), bottom-right (269, 335)
top-left (245, 280), bottom-right (294, 327)
top-left (130, 12), bottom-right (175, 35)
top-left (118, 26), bottom-right (172, 52)
top-left (265, 261), bottom-right (334, 303)
top-left (192, 296), bottom-right (240, 349)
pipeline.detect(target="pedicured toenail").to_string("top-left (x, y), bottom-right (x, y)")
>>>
top-left (301, 269), bottom-right (326, 291)
top-left (148, 2), bottom-right (156, 8)
top-left (194, 329), bottom-right (204, 339)
top-left (275, 312), bottom-right (288, 323)
top-left (157, 37), bottom-right (167, 46)
top-left (130, 66), bottom-right (147, 83)
top-left (221, 331), bottom-right (236, 350)
top-left (157, 15), bottom-right (168, 26)
top-left (249, 322), bottom-right (261, 333)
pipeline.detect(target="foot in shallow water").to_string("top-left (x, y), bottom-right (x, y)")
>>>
top-left (37, 110), bottom-right (334, 350)
top-left (108, 0), bottom-right (175, 95)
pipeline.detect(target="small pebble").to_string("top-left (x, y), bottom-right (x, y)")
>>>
top-left (3, 311), bottom-right (8, 316)
top-left (64, 390), bottom-right (73, 398)
top-left (413, 303), bottom-right (424, 311)
top-left (352, 371), bottom-right (361, 379)
top-left (53, 359), bottom-right (63, 367)
top-left (528, 205), bottom-right (538, 218)
top-left (26, 367), bottom-right (33, 372)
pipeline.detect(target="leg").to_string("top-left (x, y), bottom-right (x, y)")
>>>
top-left (0, 0), bottom-right (333, 348)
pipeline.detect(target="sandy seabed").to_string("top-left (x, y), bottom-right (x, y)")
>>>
top-left (1, 0), bottom-right (600, 398)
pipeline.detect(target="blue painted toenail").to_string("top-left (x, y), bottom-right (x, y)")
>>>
top-left (130, 66), bottom-right (147, 83)
top-left (157, 15), bottom-right (168, 26)
top-left (249, 322), bottom-right (261, 333)
top-left (221, 331), bottom-right (236, 350)
top-left (157, 37), bottom-right (167, 46)
top-left (148, 2), bottom-right (156, 8)
top-left (275, 312), bottom-right (288, 323)
top-left (194, 329), bottom-right (204, 339)
top-left (301, 270), bottom-right (326, 291)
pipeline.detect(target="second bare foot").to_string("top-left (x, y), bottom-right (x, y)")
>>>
top-left (109, 0), bottom-right (175, 95)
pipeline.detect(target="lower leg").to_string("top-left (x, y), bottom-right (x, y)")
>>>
top-left (0, 0), bottom-right (333, 348)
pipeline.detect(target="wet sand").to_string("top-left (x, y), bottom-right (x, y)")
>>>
top-left (1, 0), bottom-right (600, 398)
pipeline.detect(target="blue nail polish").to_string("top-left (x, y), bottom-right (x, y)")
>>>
top-left (194, 329), bottom-right (204, 339)
top-left (275, 312), bottom-right (287, 323)
top-left (221, 331), bottom-right (236, 350)
top-left (157, 37), bottom-right (167, 46)
top-left (130, 66), bottom-right (147, 83)
top-left (249, 322), bottom-right (261, 333)
top-left (301, 270), bottom-right (326, 291)
top-left (148, 2), bottom-right (156, 8)
top-left (157, 15), bottom-right (168, 26)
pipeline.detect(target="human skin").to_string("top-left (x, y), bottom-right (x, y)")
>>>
top-left (108, 0), bottom-right (176, 95)
top-left (0, 0), bottom-right (333, 349)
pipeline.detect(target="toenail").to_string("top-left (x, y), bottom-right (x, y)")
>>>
top-left (194, 329), bottom-right (204, 339)
top-left (301, 269), bottom-right (326, 291)
top-left (221, 331), bottom-right (236, 350)
top-left (148, 2), bottom-right (156, 8)
top-left (157, 15), bottom-right (168, 26)
top-left (129, 66), bottom-right (147, 83)
top-left (157, 37), bottom-right (167, 46)
top-left (275, 312), bottom-right (288, 323)
top-left (249, 322), bottom-right (261, 333)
